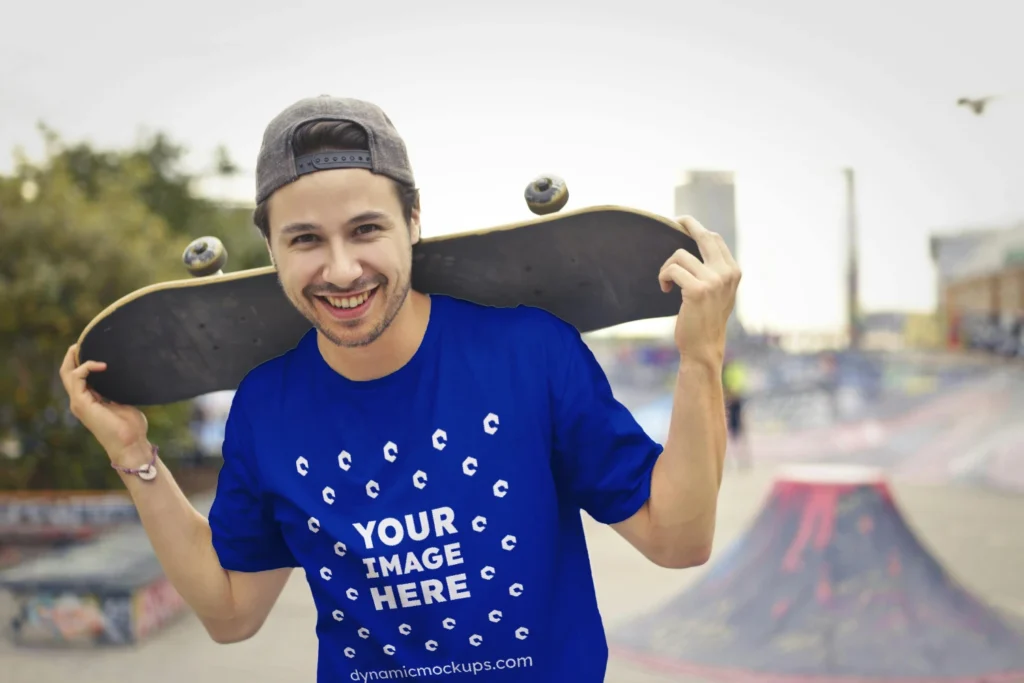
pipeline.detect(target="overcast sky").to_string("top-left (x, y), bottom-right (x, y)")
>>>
top-left (2, 0), bottom-right (1021, 336)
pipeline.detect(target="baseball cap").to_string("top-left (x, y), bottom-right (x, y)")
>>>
top-left (255, 95), bottom-right (415, 205)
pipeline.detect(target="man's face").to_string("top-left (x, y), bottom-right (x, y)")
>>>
top-left (265, 168), bottom-right (420, 348)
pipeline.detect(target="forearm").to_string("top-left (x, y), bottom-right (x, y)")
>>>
top-left (113, 443), bottom-right (239, 625)
top-left (646, 356), bottom-right (727, 563)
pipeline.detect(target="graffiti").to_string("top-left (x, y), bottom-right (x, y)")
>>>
top-left (610, 474), bottom-right (1024, 679)
top-left (0, 494), bottom-right (137, 533)
top-left (15, 591), bottom-right (133, 645)
top-left (12, 579), bottom-right (188, 646)
top-left (133, 578), bottom-right (187, 641)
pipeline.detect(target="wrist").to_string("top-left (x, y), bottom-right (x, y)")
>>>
top-left (678, 352), bottom-right (723, 375)
top-left (110, 441), bottom-right (156, 469)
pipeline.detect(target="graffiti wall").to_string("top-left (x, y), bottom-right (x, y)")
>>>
top-left (10, 578), bottom-right (189, 647)
top-left (14, 590), bottom-right (135, 646)
top-left (0, 493), bottom-right (137, 543)
top-left (0, 514), bottom-right (194, 647)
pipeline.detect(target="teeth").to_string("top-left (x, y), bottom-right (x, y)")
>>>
top-left (324, 289), bottom-right (373, 309)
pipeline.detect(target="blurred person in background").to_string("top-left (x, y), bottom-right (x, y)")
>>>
top-left (723, 353), bottom-right (751, 469)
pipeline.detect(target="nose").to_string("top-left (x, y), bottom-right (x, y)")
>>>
top-left (321, 239), bottom-right (363, 288)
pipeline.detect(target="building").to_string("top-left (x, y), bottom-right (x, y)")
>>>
top-left (930, 222), bottom-right (1024, 353)
top-left (674, 171), bottom-right (744, 337)
top-left (674, 170), bottom-right (738, 262)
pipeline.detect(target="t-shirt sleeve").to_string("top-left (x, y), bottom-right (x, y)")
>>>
top-left (546, 316), bottom-right (664, 525)
top-left (208, 390), bottom-right (299, 573)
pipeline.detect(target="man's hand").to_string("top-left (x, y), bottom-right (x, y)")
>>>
top-left (658, 216), bottom-right (741, 363)
top-left (59, 344), bottom-right (151, 466)
top-left (611, 215), bottom-right (740, 569)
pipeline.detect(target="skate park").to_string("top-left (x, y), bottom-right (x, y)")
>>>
top-left (3, 342), bottom-right (1024, 683)
top-left (3, 166), bottom-right (1023, 683)
top-left (3, 4), bottom-right (1024, 682)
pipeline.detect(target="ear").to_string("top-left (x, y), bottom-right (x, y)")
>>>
top-left (408, 204), bottom-right (422, 246)
top-left (264, 238), bottom-right (277, 268)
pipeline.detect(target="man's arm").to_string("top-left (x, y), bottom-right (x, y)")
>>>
top-left (611, 357), bottom-right (725, 568)
top-left (611, 215), bottom-right (739, 569)
top-left (59, 346), bottom-right (294, 644)
top-left (114, 441), bottom-right (292, 643)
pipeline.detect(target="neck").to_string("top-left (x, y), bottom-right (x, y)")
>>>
top-left (316, 290), bottom-right (432, 381)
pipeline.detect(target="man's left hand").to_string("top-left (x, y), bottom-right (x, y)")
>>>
top-left (658, 215), bottom-right (741, 363)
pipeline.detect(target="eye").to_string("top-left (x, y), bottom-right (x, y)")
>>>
top-left (354, 223), bottom-right (382, 236)
top-left (290, 233), bottom-right (319, 245)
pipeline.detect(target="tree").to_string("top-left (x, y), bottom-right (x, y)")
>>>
top-left (0, 126), bottom-right (267, 490)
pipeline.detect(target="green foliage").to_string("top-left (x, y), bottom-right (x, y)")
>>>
top-left (0, 125), bottom-right (265, 490)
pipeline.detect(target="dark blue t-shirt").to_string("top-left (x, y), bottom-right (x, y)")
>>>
top-left (208, 295), bottom-right (662, 682)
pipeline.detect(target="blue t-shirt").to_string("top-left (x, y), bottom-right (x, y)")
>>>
top-left (208, 295), bottom-right (662, 682)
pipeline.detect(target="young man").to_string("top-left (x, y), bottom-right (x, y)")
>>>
top-left (60, 95), bottom-right (740, 681)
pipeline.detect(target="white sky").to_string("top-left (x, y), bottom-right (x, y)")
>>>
top-left (2, 0), bottom-right (1022, 337)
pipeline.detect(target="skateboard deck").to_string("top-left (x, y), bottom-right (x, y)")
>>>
top-left (76, 205), bottom-right (699, 406)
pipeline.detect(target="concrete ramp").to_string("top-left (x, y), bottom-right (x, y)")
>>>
top-left (610, 465), bottom-right (1024, 681)
top-left (0, 496), bottom-right (212, 646)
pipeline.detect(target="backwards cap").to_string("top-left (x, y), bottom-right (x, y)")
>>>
top-left (255, 95), bottom-right (415, 204)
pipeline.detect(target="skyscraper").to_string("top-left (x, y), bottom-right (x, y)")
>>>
top-left (674, 171), bottom-right (743, 335)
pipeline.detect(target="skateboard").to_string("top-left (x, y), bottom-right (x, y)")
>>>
top-left (76, 177), bottom-right (700, 406)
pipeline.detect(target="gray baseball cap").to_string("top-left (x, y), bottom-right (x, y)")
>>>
top-left (254, 95), bottom-right (415, 205)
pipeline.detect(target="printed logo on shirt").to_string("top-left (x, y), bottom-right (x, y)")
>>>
top-left (295, 411), bottom-right (532, 662)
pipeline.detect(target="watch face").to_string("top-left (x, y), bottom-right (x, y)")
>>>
top-left (138, 463), bottom-right (158, 481)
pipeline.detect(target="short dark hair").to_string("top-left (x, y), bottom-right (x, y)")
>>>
top-left (252, 120), bottom-right (420, 239)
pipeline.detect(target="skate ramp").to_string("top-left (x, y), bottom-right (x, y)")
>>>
top-left (610, 465), bottom-right (1024, 681)
top-left (629, 361), bottom-right (1024, 492)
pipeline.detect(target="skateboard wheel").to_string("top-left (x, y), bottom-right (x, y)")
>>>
top-left (524, 175), bottom-right (568, 215)
top-left (182, 237), bottom-right (227, 277)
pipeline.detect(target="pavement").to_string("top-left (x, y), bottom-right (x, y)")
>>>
top-left (3, 462), bottom-right (1024, 683)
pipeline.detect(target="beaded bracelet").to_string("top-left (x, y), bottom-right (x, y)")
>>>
top-left (111, 444), bottom-right (159, 481)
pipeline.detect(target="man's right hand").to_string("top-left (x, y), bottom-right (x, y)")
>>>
top-left (60, 344), bottom-right (151, 466)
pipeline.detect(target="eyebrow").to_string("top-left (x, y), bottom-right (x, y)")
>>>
top-left (279, 211), bottom-right (391, 237)
top-left (280, 222), bottom-right (319, 236)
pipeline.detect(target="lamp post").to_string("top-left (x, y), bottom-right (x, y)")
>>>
top-left (844, 167), bottom-right (861, 350)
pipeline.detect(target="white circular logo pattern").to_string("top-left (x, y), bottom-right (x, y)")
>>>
top-left (338, 451), bottom-right (352, 471)
top-left (483, 413), bottom-right (499, 435)
top-left (299, 412), bottom-right (529, 659)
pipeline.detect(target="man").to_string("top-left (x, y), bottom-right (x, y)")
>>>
top-left (722, 354), bottom-right (751, 469)
top-left (61, 95), bottom-right (740, 681)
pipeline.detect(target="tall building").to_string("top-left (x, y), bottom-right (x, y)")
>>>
top-left (673, 171), bottom-right (744, 336)
top-left (674, 171), bottom-right (738, 260)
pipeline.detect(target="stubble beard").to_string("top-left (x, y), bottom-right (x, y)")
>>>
top-left (319, 274), bottom-right (412, 348)
top-left (280, 272), bottom-right (413, 349)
